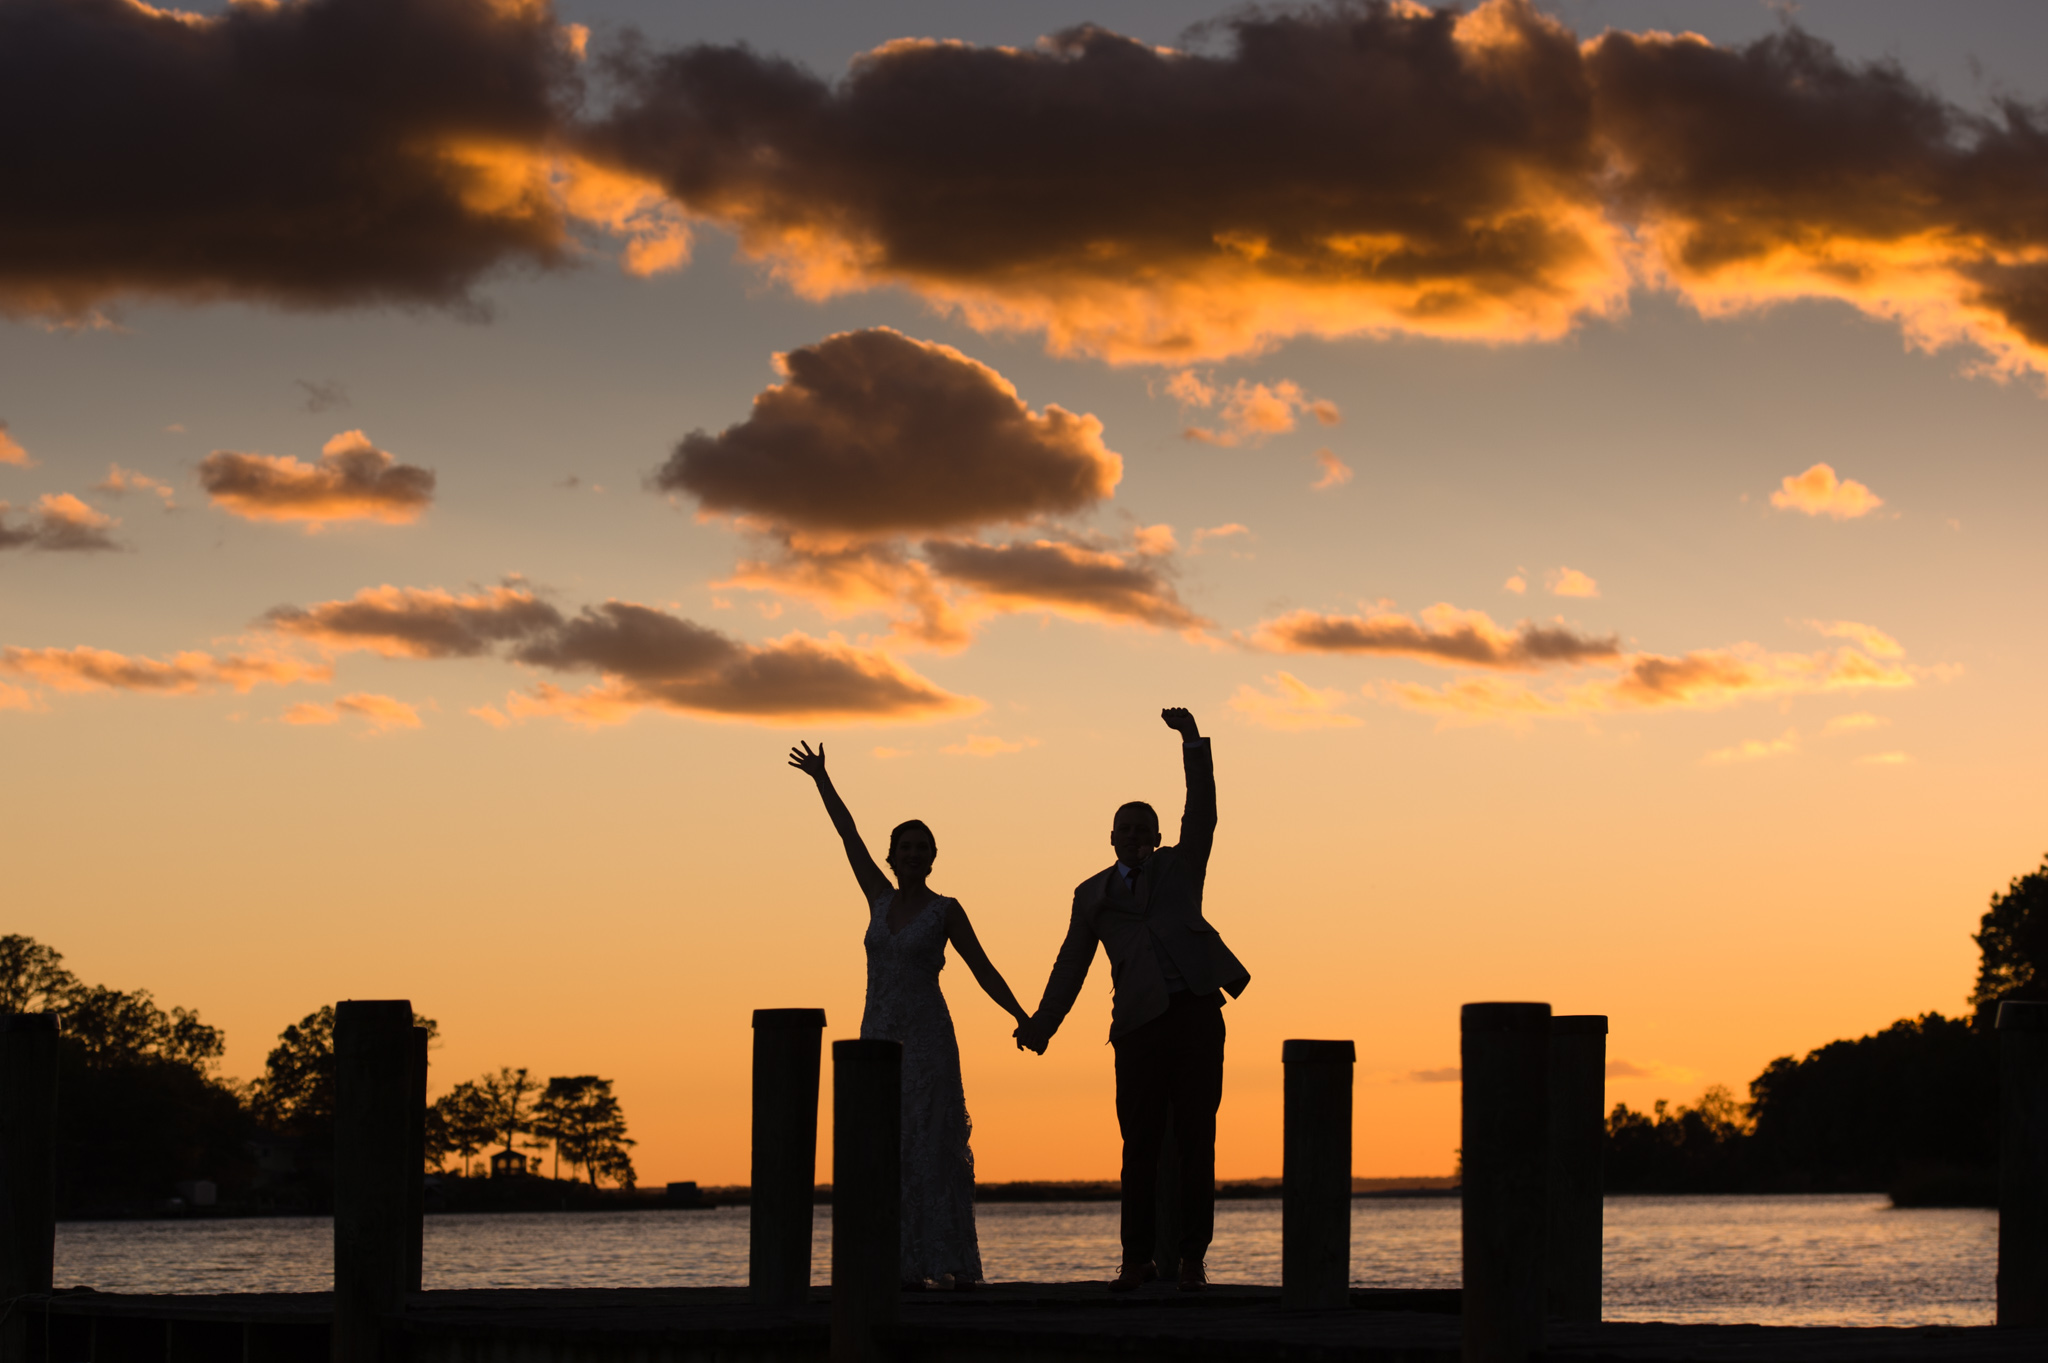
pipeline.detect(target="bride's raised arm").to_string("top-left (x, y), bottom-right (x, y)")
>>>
top-left (788, 741), bottom-right (891, 905)
top-left (946, 903), bottom-right (1029, 1026)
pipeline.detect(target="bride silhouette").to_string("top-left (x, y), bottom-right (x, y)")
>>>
top-left (789, 740), bottom-right (1030, 1288)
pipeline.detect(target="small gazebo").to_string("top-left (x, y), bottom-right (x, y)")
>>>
top-left (489, 1148), bottom-right (528, 1179)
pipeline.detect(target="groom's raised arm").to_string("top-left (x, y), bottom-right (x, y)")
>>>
top-left (1169, 708), bottom-right (1216, 871)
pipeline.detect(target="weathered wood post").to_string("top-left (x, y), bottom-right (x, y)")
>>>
top-left (0, 1014), bottom-right (58, 1363)
top-left (831, 1039), bottom-right (900, 1363)
top-left (1998, 999), bottom-right (2048, 1327)
top-left (333, 1001), bottom-right (415, 1363)
top-left (1282, 1039), bottom-right (1355, 1310)
top-left (1152, 1113), bottom-right (1181, 1282)
top-left (751, 1008), bottom-right (826, 1307)
top-left (1462, 1002), bottom-right (1551, 1363)
top-left (406, 1025), bottom-right (429, 1293)
top-left (1547, 1015), bottom-right (1606, 1323)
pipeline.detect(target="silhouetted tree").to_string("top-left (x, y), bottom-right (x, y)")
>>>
top-left (1746, 1012), bottom-right (1994, 1192)
top-left (0, 934), bottom-right (78, 1012)
top-left (430, 1080), bottom-right (497, 1176)
top-left (247, 1005), bottom-right (439, 1145)
top-left (1605, 1085), bottom-right (1752, 1192)
top-left (1971, 853), bottom-right (2048, 1017)
top-left (478, 1066), bottom-right (540, 1157)
top-left (0, 935), bottom-right (251, 1214)
top-left (533, 1076), bottom-right (635, 1185)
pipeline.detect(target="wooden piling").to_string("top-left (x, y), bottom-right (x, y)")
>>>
top-left (1282, 1039), bottom-right (1355, 1310)
top-left (1998, 999), bottom-right (2048, 1328)
top-left (1547, 1015), bottom-right (1606, 1324)
top-left (407, 1026), bottom-right (429, 1293)
top-left (750, 1008), bottom-right (826, 1307)
top-left (1461, 1002), bottom-right (1551, 1363)
top-left (0, 1014), bottom-right (58, 1363)
top-left (333, 1000), bottom-right (415, 1363)
top-left (831, 1039), bottom-right (900, 1363)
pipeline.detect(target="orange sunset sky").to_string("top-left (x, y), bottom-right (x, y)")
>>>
top-left (3, 0), bottom-right (2047, 1185)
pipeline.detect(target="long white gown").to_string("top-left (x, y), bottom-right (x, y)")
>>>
top-left (860, 891), bottom-right (983, 1286)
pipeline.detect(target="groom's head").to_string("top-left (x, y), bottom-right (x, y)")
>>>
top-left (1111, 801), bottom-right (1161, 867)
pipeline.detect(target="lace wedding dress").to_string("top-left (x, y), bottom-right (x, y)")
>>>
top-left (860, 892), bottom-right (984, 1286)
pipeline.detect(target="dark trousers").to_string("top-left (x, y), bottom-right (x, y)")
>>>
top-left (1113, 990), bottom-right (1226, 1265)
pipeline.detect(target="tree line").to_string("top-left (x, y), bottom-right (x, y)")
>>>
top-left (1602, 852), bottom-right (2045, 1201)
top-left (0, 936), bottom-right (636, 1215)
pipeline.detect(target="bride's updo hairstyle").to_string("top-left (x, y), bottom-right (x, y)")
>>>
top-left (887, 819), bottom-right (937, 864)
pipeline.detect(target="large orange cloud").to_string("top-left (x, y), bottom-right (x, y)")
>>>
top-left (1250, 604), bottom-right (1619, 670)
top-left (199, 431), bottom-right (435, 525)
top-left (587, 1), bottom-right (1626, 363)
top-left (656, 328), bottom-right (1120, 539)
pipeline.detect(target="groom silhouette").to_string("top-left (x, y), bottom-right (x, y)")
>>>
top-left (1016, 707), bottom-right (1250, 1292)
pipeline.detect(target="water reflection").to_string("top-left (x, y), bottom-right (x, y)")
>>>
top-left (54, 1194), bottom-right (1994, 1327)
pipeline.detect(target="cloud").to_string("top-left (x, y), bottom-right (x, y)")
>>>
top-left (723, 540), bottom-right (971, 649)
top-left (1770, 464), bottom-right (1883, 519)
top-left (655, 328), bottom-right (1120, 539)
top-left (920, 538), bottom-right (1204, 632)
top-left (941, 733), bottom-right (1039, 756)
top-left (298, 380), bottom-right (350, 414)
top-left (1587, 22), bottom-right (2048, 382)
top-left (1175, 376), bottom-right (1339, 446)
top-left (95, 465), bottom-right (178, 509)
top-left (265, 583), bottom-right (563, 658)
top-left (1809, 620), bottom-right (1903, 658)
top-left (1381, 638), bottom-right (1917, 727)
top-left (1548, 566), bottom-right (1599, 598)
top-left (0, 424), bottom-right (33, 467)
top-left (586, 1), bottom-right (1631, 364)
top-left (498, 630), bottom-right (976, 726)
top-left (0, 494), bottom-right (120, 552)
top-left (1251, 604), bottom-right (1620, 670)
top-left (0, 646), bottom-right (327, 695)
top-left (198, 430), bottom-right (435, 525)
top-left (266, 584), bottom-right (975, 725)
top-left (1503, 573), bottom-right (1527, 594)
top-left (282, 692), bottom-right (422, 731)
top-left (1312, 450), bottom-right (1353, 492)
top-left (1407, 1067), bottom-right (1462, 1084)
top-left (0, 0), bottom-right (624, 320)
top-left (1704, 730), bottom-right (1798, 764)
top-left (1822, 711), bottom-right (1889, 735)
top-left (1229, 672), bottom-right (1361, 731)
top-left (1190, 524), bottom-right (1250, 555)
top-left (1604, 1059), bottom-right (1699, 1082)
top-left (0, 682), bottom-right (37, 712)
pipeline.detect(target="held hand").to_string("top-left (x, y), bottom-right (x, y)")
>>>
top-left (787, 740), bottom-right (828, 779)
top-left (1160, 707), bottom-right (1201, 741)
top-left (1013, 1017), bottom-right (1048, 1055)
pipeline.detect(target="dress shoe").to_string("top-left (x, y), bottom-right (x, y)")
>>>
top-left (1177, 1259), bottom-right (1208, 1293)
top-left (1108, 1261), bottom-right (1157, 1292)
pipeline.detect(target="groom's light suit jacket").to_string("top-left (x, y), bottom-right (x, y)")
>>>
top-left (1035, 738), bottom-right (1251, 1043)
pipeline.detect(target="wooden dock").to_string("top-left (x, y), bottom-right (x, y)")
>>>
top-left (29, 1284), bottom-right (2048, 1363)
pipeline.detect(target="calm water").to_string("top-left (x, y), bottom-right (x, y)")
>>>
top-left (55, 1194), bottom-right (1994, 1328)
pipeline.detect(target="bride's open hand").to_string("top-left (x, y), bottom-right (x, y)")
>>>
top-left (788, 740), bottom-right (827, 779)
